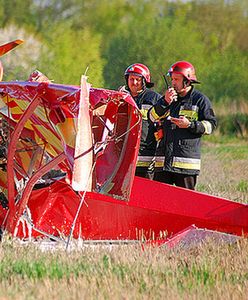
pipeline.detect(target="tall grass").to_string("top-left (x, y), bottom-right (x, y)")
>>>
top-left (214, 100), bottom-right (248, 117)
top-left (0, 237), bottom-right (248, 299)
top-left (198, 136), bottom-right (248, 203)
top-left (0, 136), bottom-right (247, 299)
top-left (214, 100), bottom-right (248, 138)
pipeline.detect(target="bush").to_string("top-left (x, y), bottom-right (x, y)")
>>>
top-left (217, 113), bottom-right (248, 138)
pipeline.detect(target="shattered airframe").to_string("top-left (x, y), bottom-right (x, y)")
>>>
top-left (0, 40), bottom-right (247, 246)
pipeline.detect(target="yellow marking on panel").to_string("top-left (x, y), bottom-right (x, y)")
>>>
top-left (16, 151), bottom-right (32, 173)
top-left (34, 125), bottom-right (63, 152)
top-left (34, 106), bottom-right (50, 123)
top-left (56, 118), bottom-right (76, 148)
top-left (0, 169), bottom-right (7, 187)
top-left (13, 98), bottom-right (30, 110)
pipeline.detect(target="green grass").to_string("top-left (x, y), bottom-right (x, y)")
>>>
top-left (0, 239), bottom-right (248, 299)
top-left (199, 136), bottom-right (248, 203)
top-left (0, 135), bottom-right (248, 299)
top-left (202, 139), bottom-right (248, 160)
top-left (236, 180), bottom-right (248, 193)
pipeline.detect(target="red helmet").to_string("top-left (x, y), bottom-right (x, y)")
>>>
top-left (125, 63), bottom-right (154, 88)
top-left (167, 61), bottom-right (200, 84)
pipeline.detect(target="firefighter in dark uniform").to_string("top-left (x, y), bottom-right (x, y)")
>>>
top-left (122, 63), bottom-right (162, 179)
top-left (149, 61), bottom-right (217, 190)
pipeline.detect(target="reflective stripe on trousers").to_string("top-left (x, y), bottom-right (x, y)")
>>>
top-left (137, 156), bottom-right (164, 168)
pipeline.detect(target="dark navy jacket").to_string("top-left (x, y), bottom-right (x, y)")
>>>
top-left (149, 87), bottom-right (217, 175)
top-left (132, 89), bottom-right (162, 159)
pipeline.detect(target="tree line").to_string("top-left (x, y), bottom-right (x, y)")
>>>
top-left (0, 0), bottom-right (247, 105)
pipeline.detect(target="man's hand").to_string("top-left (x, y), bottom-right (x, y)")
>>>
top-left (170, 116), bottom-right (191, 128)
top-left (165, 87), bottom-right (177, 105)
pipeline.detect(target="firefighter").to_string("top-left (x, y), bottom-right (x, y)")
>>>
top-left (149, 61), bottom-right (217, 190)
top-left (121, 63), bottom-right (162, 179)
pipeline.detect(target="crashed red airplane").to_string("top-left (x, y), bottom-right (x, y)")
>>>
top-left (0, 40), bottom-right (247, 246)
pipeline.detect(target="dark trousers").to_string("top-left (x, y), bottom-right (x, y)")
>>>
top-left (135, 167), bottom-right (154, 180)
top-left (154, 171), bottom-right (197, 190)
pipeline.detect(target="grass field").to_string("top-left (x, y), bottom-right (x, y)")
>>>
top-left (1, 236), bottom-right (248, 299)
top-left (0, 136), bottom-right (247, 300)
top-left (198, 136), bottom-right (248, 203)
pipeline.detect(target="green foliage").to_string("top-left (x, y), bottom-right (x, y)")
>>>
top-left (0, 0), bottom-right (248, 103)
top-left (0, 0), bottom-right (35, 28)
top-left (104, 8), bottom-right (205, 92)
top-left (39, 25), bottom-right (105, 86)
top-left (70, 0), bottom-right (132, 38)
top-left (203, 49), bottom-right (248, 101)
top-left (217, 113), bottom-right (248, 138)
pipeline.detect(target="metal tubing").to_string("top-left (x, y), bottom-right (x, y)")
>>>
top-left (6, 152), bottom-right (67, 233)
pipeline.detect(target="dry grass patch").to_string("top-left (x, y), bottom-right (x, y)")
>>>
top-left (0, 238), bottom-right (248, 299)
top-left (198, 137), bottom-right (248, 203)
